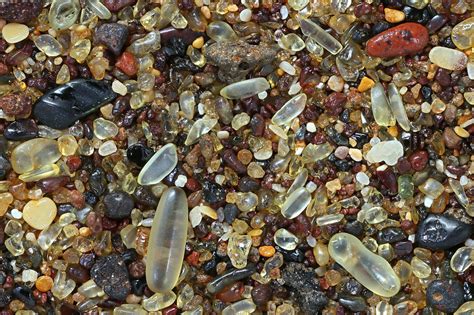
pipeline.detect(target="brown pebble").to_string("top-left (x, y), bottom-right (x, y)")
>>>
top-left (0, 93), bottom-right (32, 116)
top-left (443, 128), bottom-right (462, 149)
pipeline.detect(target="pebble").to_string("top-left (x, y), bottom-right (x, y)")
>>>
top-left (22, 197), bottom-right (57, 230)
top-left (137, 143), bottom-right (178, 186)
top-left (428, 46), bottom-right (468, 71)
top-left (427, 280), bottom-right (465, 313)
top-left (338, 295), bottom-right (367, 312)
top-left (443, 127), bottom-right (462, 149)
top-left (2, 23), bottom-right (29, 44)
top-left (0, 154), bottom-right (11, 180)
top-left (4, 119), bottom-right (38, 141)
top-left (94, 23), bottom-right (129, 56)
top-left (103, 190), bottom-right (134, 219)
top-left (0, 0), bottom-right (43, 23)
top-left (366, 22), bottom-right (429, 58)
top-left (90, 254), bottom-right (131, 300)
top-left (127, 143), bottom-right (154, 167)
top-left (384, 8), bottom-right (405, 23)
top-left (66, 264), bottom-right (89, 284)
top-left (33, 79), bottom-right (117, 130)
top-left (415, 214), bottom-right (473, 250)
top-left (103, 0), bottom-right (137, 12)
top-left (10, 138), bottom-right (61, 174)
top-left (0, 93), bottom-right (32, 117)
top-left (281, 263), bottom-right (328, 314)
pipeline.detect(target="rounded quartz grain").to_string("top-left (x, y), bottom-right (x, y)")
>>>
top-left (366, 23), bottom-right (429, 57)
top-left (146, 187), bottom-right (188, 292)
top-left (22, 197), bottom-right (57, 230)
top-left (137, 143), bottom-right (178, 186)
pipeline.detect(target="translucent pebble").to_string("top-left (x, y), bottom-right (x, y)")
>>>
top-left (49, 0), bottom-right (80, 30)
top-left (22, 197), bottom-right (57, 230)
top-left (376, 301), bottom-right (394, 315)
top-left (451, 17), bottom-right (474, 50)
top-left (356, 172), bottom-right (370, 185)
top-left (279, 61), bottom-right (296, 75)
top-left (450, 247), bottom-right (474, 273)
top-left (22, 269), bottom-right (38, 283)
top-left (455, 301), bottom-right (474, 315)
top-left (271, 93), bottom-right (307, 125)
top-left (371, 83), bottom-right (396, 127)
top-left (239, 9), bottom-right (252, 22)
top-left (287, 169), bottom-right (308, 195)
top-left (98, 140), bottom-right (117, 156)
top-left (227, 233), bottom-right (252, 268)
top-left (93, 118), bottom-right (118, 140)
top-left (357, 206), bottom-right (388, 224)
top-left (206, 21), bottom-right (238, 42)
top-left (328, 233), bottom-right (401, 297)
top-left (418, 178), bottom-right (444, 199)
top-left (306, 37), bottom-right (324, 56)
top-left (222, 299), bottom-right (256, 315)
top-left (288, 0), bottom-right (309, 10)
top-left (184, 117), bottom-right (218, 145)
top-left (410, 256), bottom-right (431, 278)
top-left (316, 213), bottom-right (344, 226)
top-left (281, 187), bottom-right (311, 219)
top-left (146, 188), bottom-right (188, 292)
top-left (302, 142), bottom-right (334, 162)
top-left (274, 228), bottom-right (299, 250)
top-left (179, 91), bottom-right (195, 119)
top-left (398, 174), bottom-right (414, 199)
top-left (78, 279), bottom-right (104, 298)
top-left (56, 64), bottom-right (70, 84)
top-left (220, 78), bottom-right (270, 99)
top-left (428, 46), bottom-right (468, 71)
top-left (231, 112), bottom-right (250, 130)
top-left (34, 34), bottom-right (63, 57)
top-left (112, 79), bottom-right (127, 96)
top-left (137, 143), bottom-right (178, 186)
top-left (448, 178), bottom-right (469, 209)
top-left (114, 304), bottom-right (147, 315)
top-left (387, 83), bottom-right (411, 131)
top-left (278, 33), bottom-right (305, 52)
top-left (298, 17), bottom-right (343, 55)
top-left (5, 232), bottom-right (24, 256)
top-left (11, 138), bottom-right (61, 174)
top-left (140, 8), bottom-right (161, 31)
top-left (51, 271), bottom-right (76, 300)
top-left (84, 0), bottom-right (112, 20)
top-left (366, 139), bottom-right (403, 166)
top-left (57, 135), bottom-right (78, 156)
top-left (127, 31), bottom-right (161, 57)
top-left (2, 23), bottom-right (29, 44)
top-left (142, 291), bottom-right (176, 311)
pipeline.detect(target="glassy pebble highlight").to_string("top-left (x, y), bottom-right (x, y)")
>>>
top-left (137, 143), bottom-right (178, 186)
top-left (328, 233), bottom-right (401, 297)
top-left (220, 78), bottom-right (270, 99)
top-left (146, 187), bottom-right (188, 292)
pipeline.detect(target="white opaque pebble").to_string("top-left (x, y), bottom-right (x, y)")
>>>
top-left (428, 46), bottom-right (468, 71)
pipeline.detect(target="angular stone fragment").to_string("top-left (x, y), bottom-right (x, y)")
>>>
top-left (204, 40), bottom-right (278, 83)
top-left (33, 79), bottom-right (117, 130)
top-left (94, 23), bottom-right (129, 56)
top-left (103, 191), bottom-right (134, 219)
top-left (90, 254), bottom-right (131, 300)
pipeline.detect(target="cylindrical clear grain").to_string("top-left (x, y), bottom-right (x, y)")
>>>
top-left (146, 187), bottom-right (188, 292)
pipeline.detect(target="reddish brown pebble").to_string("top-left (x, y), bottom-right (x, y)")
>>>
top-left (0, 93), bottom-right (32, 116)
top-left (366, 23), bottom-right (429, 58)
top-left (102, 0), bottom-right (137, 12)
top-left (408, 150), bottom-right (428, 171)
top-left (115, 51), bottom-right (138, 77)
top-left (216, 281), bottom-right (245, 303)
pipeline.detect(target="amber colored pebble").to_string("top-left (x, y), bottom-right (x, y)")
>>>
top-left (215, 281), bottom-right (245, 303)
top-left (259, 245), bottom-right (276, 257)
top-left (357, 76), bottom-right (375, 92)
top-left (366, 23), bottom-right (429, 58)
top-left (35, 276), bottom-right (53, 292)
top-left (384, 8), bottom-right (405, 23)
top-left (115, 51), bottom-right (138, 76)
top-left (430, 191), bottom-right (449, 214)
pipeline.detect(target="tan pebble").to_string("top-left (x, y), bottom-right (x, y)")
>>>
top-left (454, 126), bottom-right (470, 138)
top-left (384, 8), bottom-right (405, 23)
top-left (192, 36), bottom-right (204, 49)
top-left (2, 23), bottom-right (29, 44)
top-left (22, 197), bottom-right (57, 230)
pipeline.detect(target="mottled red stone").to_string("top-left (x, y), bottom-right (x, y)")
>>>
top-left (408, 150), bottom-right (428, 171)
top-left (115, 51), bottom-right (138, 77)
top-left (216, 282), bottom-right (244, 303)
top-left (366, 23), bottom-right (429, 58)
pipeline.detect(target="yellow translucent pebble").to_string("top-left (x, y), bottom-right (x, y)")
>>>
top-left (146, 187), bottom-right (188, 292)
top-left (328, 232), bottom-right (401, 297)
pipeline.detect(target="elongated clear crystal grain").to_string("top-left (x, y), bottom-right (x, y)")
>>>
top-left (371, 83), bottom-right (395, 127)
top-left (271, 93), bottom-right (307, 125)
top-left (299, 17), bottom-right (343, 55)
top-left (137, 144), bottom-right (178, 185)
top-left (329, 233), bottom-right (401, 297)
top-left (146, 187), bottom-right (188, 292)
top-left (387, 83), bottom-right (411, 131)
top-left (220, 78), bottom-right (270, 99)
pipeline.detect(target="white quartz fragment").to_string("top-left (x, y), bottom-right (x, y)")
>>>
top-left (366, 139), bottom-right (403, 166)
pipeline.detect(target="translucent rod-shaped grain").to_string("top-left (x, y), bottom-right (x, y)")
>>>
top-left (448, 178), bottom-right (469, 208)
top-left (146, 187), bottom-right (188, 292)
top-left (184, 118), bottom-right (218, 145)
top-left (137, 143), bottom-right (178, 186)
top-left (450, 247), bottom-right (474, 273)
top-left (271, 93), bottom-right (307, 125)
top-left (281, 187), bottom-right (311, 219)
top-left (370, 83), bottom-right (395, 127)
top-left (328, 233), bottom-right (401, 297)
top-left (220, 78), bottom-right (270, 99)
top-left (387, 83), bottom-right (411, 131)
top-left (298, 17), bottom-right (343, 55)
